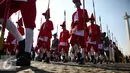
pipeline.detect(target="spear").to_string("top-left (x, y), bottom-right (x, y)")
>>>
top-left (92, 0), bottom-right (96, 24)
top-left (83, 0), bottom-right (87, 63)
top-left (47, 0), bottom-right (50, 9)
top-left (111, 32), bottom-right (114, 42)
top-left (108, 30), bottom-right (111, 40)
top-left (99, 16), bottom-right (102, 32)
top-left (56, 24), bottom-right (58, 35)
top-left (0, 0), bottom-right (11, 50)
top-left (38, 17), bottom-right (42, 31)
top-left (106, 24), bottom-right (109, 37)
top-left (64, 10), bottom-right (66, 24)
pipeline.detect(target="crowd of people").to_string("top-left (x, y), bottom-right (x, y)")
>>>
top-left (0, 0), bottom-right (126, 66)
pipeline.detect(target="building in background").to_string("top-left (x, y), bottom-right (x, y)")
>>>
top-left (124, 12), bottom-right (130, 55)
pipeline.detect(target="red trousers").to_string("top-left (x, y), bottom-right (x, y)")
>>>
top-left (58, 46), bottom-right (68, 53)
top-left (70, 34), bottom-right (85, 48)
top-left (87, 43), bottom-right (99, 53)
top-left (35, 39), bottom-right (51, 53)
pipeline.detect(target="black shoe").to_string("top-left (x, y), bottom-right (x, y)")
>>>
top-left (42, 53), bottom-right (47, 60)
top-left (44, 57), bottom-right (50, 63)
top-left (16, 52), bottom-right (31, 66)
top-left (62, 56), bottom-right (65, 62)
top-left (31, 46), bottom-right (35, 61)
top-left (76, 52), bottom-right (81, 63)
top-left (36, 56), bottom-right (42, 62)
top-left (16, 39), bottom-right (25, 58)
top-left (63, 59), bottom-right (68, 63)
top-left (79, 58), bottom-right (85, 65)
top-left (93, 59), bottom-right (98, 64)
top-left (0, 50), bottom-right (5, 59)
top-left (91, 55), bottom-right (94, 63)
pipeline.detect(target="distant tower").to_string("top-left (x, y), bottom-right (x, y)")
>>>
top-left (124, 12), bottom-right (130, 55)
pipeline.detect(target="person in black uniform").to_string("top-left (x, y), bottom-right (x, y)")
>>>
top-left (51, 33), bottom-right (59, 61)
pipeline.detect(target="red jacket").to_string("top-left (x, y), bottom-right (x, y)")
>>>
top-left (59, 29), bottom-right (70, 43)
top-left (38, 19), bottom-right (54, 39)
top-left (88, 24), bottom-right (101, 42)
top-left (71, 8), bottom-right (89, 30)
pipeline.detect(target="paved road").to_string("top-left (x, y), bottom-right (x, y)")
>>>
top-left (0, 61), bottom-right (130, 73)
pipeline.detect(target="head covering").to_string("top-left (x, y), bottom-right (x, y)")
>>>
top-left (113, 42), bottom-right (116, 45)
top-left (16, 18), bottom-right (23, 26)
top-left (42, 8), bottom-right (50, 18)
top-left (89, 13), bottom-right (95, 21)
top-left (60, 21), bottom-right (66, 27)
top-left (72, 0), bottom-right (81, 3)
top-left (53, 33), bottom-right (57, 37)
top-left (102, 32), bottom-right (106, 36)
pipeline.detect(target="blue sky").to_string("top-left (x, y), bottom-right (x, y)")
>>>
top-left (6, 0), bottom-right (129, 55)
top-left (91, 0), bottom-right (130, 55)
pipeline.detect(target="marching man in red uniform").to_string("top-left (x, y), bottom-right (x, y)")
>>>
top-left (70, 0), bottom-right (89, 64)
top-left (59, 21), bottom-right (70, 62)
top-left (35, 8), bottom-right (54, 63)
top-left (5, 18), bottom-right (25, 55)
top-left (17, 18), bottom-right (24, 36)
top-left (3, 18), bottom-right (25, 55)
top-left (16, 18), bottom-right (25, 53)
top-left (87, 13), bottom-right (101, 64)
top-left (0, 0), bottom-right (36, 66)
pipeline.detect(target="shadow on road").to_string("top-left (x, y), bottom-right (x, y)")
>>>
top-left (0, 66), bottom-right (51, 73)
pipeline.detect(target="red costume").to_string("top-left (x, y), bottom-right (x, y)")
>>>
top-left (35, 8), bottom-right (54, 52)
top-left (16, 18), bottom-right (25, 51)
top-left (70, 8), bottom-right (89, 48)
top-left (4, 32), bottom-right (16, 53)
top-left (17, 18), bottom-right (24, 36)
top-left (0, 0), bottom-right (36, 29)
top-left (87, 13), bottom-right (101, 53)
top-left (3, 18), bottom-right (25, 53)
top-left (58, 21), bottom-right (70, 53)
